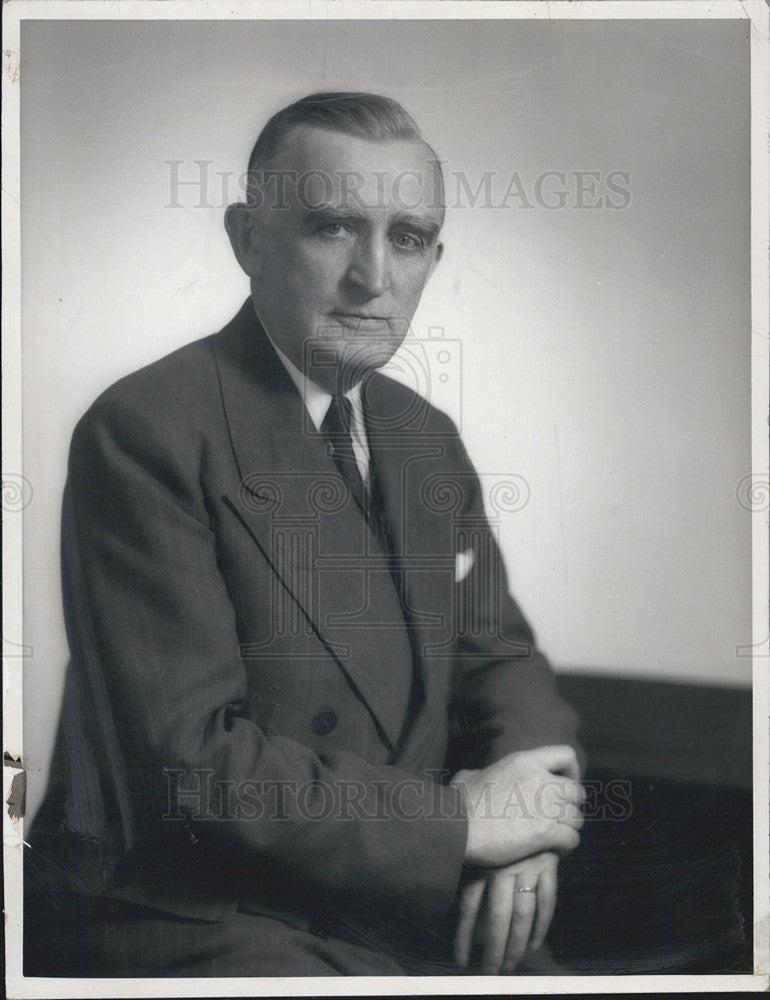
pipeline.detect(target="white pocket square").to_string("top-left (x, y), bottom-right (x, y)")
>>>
top-left (454, 547), bottom-right (475, 583)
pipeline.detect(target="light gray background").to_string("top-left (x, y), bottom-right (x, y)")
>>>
top-left (21, 18), bottom-right (751, 817)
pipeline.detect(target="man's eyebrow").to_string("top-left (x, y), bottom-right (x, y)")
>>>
top-left (300, 205), bottom-right (364, 227)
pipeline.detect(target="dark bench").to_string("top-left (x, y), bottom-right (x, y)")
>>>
top-left (549, 674), bottom-right (753, 974)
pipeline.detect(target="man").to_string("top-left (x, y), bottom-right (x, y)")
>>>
top-left (25, 92), bottom-right (584, 977)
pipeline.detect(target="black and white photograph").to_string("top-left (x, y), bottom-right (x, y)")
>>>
top-left (3, 1), bottom-right (768, 994)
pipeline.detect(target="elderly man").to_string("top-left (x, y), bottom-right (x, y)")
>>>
top-left (25, 91), bottom-right (584, 977)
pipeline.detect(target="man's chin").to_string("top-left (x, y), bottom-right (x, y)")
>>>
top-left (309, 338), bottom-right (404, 392)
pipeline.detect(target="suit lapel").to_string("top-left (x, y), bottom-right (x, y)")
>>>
top-left (364, 374), bottom-right (460, 730)
top-left (213, 303), bottom-right (413, 748)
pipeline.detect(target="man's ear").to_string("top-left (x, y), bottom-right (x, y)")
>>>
top-left (224, 202), bottom-right (262, 278)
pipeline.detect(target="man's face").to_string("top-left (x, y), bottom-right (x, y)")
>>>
top-left (237, 125), bottom-right (444, 392)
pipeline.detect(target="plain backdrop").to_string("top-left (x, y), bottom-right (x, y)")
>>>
top-left (20, 17), bottom-right (751, 816)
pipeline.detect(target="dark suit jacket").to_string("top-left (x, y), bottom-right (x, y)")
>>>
top-left (27, 300), bottom-right (581, 962)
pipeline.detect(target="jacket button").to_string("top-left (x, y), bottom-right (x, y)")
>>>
top-left (311, 709), bottom-right (337, 736)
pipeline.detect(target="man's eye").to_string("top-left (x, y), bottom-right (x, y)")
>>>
top-left (392, 232), bottom-right (423, 250)
top-left (318, 222), bottom-right (348, 237)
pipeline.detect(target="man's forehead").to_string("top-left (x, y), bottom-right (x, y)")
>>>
top-left (262, 124), bottom-right (444, 213)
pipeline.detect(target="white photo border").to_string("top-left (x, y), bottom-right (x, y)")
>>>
top-left (3, 1), bottom-right (768, 996)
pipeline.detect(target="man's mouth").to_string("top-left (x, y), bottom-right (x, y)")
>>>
top-left (330, 312), bottom-right (390, 328)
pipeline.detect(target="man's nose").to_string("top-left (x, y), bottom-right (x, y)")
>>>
top-left (346, 236), bottom-right (390, 298)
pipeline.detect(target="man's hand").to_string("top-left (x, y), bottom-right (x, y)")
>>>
top-left (451, 745), bottom-right (584, 868)
top-left (454, 851), bottom-right (559, 974)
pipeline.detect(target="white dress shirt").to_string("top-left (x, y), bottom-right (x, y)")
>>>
top-left (265, 329), bottom-right (371, 490)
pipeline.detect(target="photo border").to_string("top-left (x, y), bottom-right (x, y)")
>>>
top-left (3, 2), bottom-right (768, 996)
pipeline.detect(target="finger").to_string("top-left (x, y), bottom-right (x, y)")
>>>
top-left (557, 801), bottom-right (585, 830)
top-left (500, 875), bottom-right (538, 972)
top-left (481, 874), bottom-right (516, 974)
top-left (560, 779), bottom-right (586, 806)
top-left (541, 795), bottom-right (583, 831)
top-left (541, 776), bottom-right (584, 808)
top-left (548, 823), bottom-right (580, 854)
top-left (528, 745), bottom-right (579, 780)
top-left (454, 877), bottom-right (486, 968)
top-left (530, 863), bottom-right (558, 950)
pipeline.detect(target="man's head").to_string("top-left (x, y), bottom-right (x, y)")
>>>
top-left (226, 92), bottom-right (445, 393)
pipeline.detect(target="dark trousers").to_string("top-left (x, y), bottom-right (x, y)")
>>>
top-left (24, 774), bottom-right (752, 978)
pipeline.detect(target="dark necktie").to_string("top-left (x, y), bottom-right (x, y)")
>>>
top-left (322, 393), bottom-right (419, 756)
top-left (322, 394), bottom-right (369, 519)
top-left (322, 394), bottom-right (394, 558)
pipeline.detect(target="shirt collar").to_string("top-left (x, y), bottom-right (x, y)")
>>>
top-left (259, 311), bottom-right (362, 431)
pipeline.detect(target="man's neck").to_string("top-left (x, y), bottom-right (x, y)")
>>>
top-left (255, 304), bottom-right (363, 433)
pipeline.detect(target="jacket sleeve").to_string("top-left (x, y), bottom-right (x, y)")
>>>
top-left (60, 389), bottom-right (468, 925)
top-left (444, 434), bottom-right (585, 776)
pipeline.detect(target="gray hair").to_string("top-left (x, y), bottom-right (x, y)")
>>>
top-left (245, 91), bottom-right (444, 210)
